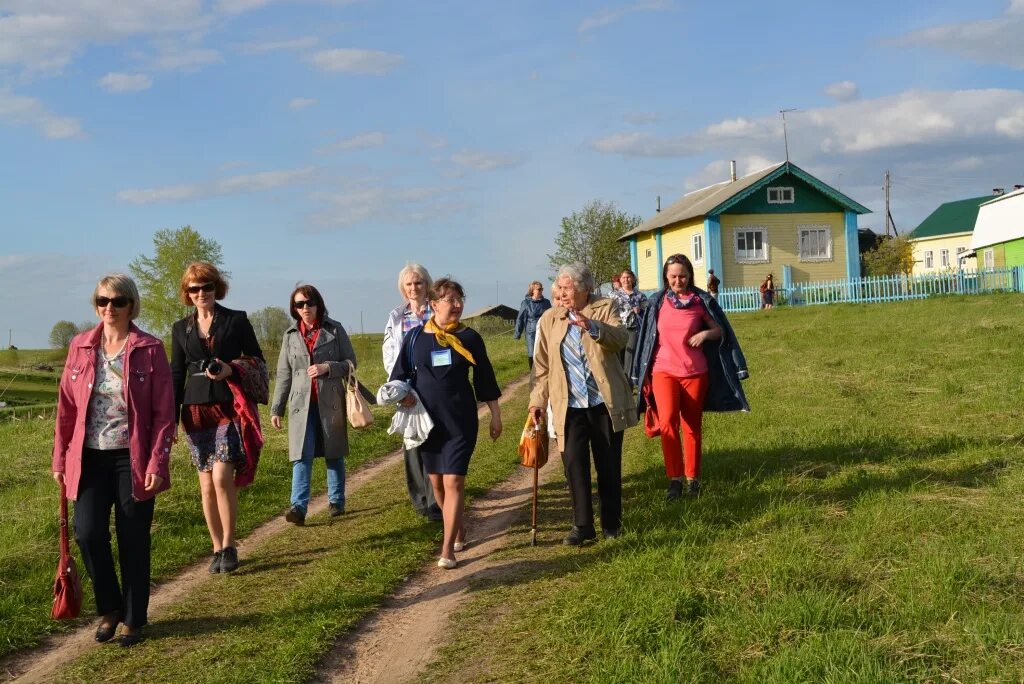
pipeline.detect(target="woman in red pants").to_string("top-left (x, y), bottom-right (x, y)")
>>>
top-left (630, 254), bottom-right (750, 500)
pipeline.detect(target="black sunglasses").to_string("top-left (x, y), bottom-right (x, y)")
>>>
top-left (666, 254), bottom-right (687, 265)
top-left (95, 296), bottom-right (131, 309)
top-left (294, 299), bottom-right (316, 309)
top-left (186, 283), bottom-right (216, 294)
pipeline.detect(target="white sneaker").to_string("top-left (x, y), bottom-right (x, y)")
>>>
top-left (437, 557), bottom-right (457, 569)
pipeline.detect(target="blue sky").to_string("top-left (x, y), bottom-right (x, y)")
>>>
top-left (2, 0), bottom-right (1023, 348)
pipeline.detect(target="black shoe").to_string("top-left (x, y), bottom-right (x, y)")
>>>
top-left (602, 527), bottom-right (622, 539)
top-left (685, 478), bottom-right (701, 497)
top-left (666, 480), bottom-right (684, 501)
top-left (220, 546), bottom-right (239, 573)
top-left (328, 503), bottom-right (344, 517)
top-left (285, 506), bottom-right (305, 525)
top-left (562, 526), bottom-right (597, 546)
top-left (118, 628), bottom-right (145, 648)
top-left (95, 613), bottom-right (120, 643)
top-left (425, 505), bottom-right (443, 522)
top-left (208, 550), bottom-right (223, 574)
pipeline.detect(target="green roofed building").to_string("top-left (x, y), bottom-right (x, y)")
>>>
top-left (908, 194), bottom-right (993, 274)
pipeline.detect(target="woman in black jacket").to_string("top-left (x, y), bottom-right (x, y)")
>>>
top-left (171, 262), bottom-right (264, 574)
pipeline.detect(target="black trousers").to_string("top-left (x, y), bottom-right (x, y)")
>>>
top-left (404, 446), bottom-right (441, 519)
top-left (562, 405), bottom-right (624, 532)
top-left (74, 448), bottom-right (155, 628)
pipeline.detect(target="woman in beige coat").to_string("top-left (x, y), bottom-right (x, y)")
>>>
top-left (528, 262), bottom-right (637, 545)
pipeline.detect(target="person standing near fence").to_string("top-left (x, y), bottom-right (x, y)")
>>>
top-left (760, 273), bottom-right (775, 309)
top-left (52, 274), bottom-right (175, 647)
top-left (632, 254), bottom-right (750, 500)
top-left (271, 284), bottom-right (357, 526)
top-left (514, 281), bottom-right (552, 370)
top-left (382, 262), bottom-right (442, 521)
top-left (707, 269), bottom-right (720, 299)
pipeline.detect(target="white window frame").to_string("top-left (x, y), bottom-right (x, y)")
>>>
top-left (692, 234), bottom-right (704, 264)
top-left (984, 248), bottom-right (994, 269)
top-left (733, 226), bottom-right (769, 264)
top-left (940, 249), bottom-right (950, 268)
top-left (924, 250), bottom-right (933, 269)
top-left (797, 224), bottom-right (833, 262)
top-left (767, 186), bottom-right (794, 204)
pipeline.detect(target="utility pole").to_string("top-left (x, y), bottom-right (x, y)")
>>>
top-left (360, 311), bottom-right (364, 335)
top-left (884, 170), bottom-right (891, 236)
top-left (780, 108), bottom-right (797, 163)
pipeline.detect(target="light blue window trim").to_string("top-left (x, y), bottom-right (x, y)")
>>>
top-left (844, 211), bottom-right (859, 278)
top-left (655, 229), bottom-right (664, 288)
top-left (704, 215), bottom-right (723, 280)
top-left (629, 239), bottom-right (638, 275)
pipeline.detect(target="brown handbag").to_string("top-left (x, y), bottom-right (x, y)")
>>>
top-left (345, 360), bottom-right (374, 428)
top-left (51, 482), bottom-right (82, 620)
top-left (518, 414), bottom-right (549, 469)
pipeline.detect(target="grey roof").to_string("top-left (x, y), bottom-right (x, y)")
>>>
top-left (620, 163), bottom-right (783, 240)
top-left (463, 304), bottom-right (518, 320)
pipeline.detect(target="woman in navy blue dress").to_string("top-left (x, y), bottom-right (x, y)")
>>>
top-left (390, 277), bottom-right (502, 569)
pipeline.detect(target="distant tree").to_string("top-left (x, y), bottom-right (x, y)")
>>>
top-left (249, 306), bottom-right (291, 351)
top-left (548, 200), bottom-right (639, 290)
top-left (49, 321), bottom-right (79, 349)
top-left (129, 226), bottom-right (225, 336)
top-left (862, 235), bottom-right (915, 277)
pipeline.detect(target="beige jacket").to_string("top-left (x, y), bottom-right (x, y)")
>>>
top-left (529, 296), bottom-right (638, 451)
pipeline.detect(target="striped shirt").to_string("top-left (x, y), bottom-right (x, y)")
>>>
top-left (561, 321), bottom-right (605, 408)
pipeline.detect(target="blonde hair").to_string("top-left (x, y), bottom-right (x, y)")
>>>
top-left (396, 262), bottom-right (432, 299)
top-left (93, 273), bottom-right (141, 320)
top-left (527, 280), bottom-right (544, 296)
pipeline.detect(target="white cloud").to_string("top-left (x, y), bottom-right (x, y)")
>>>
top-left (887, 4), bottom-right (1024, 69)
top-left (98, 72), bottom-right (153, 93)
top-left (418, 131), bottom-right (448, 149)
top-left (824, 80), bottom-right (859, 102)
top-left (306, 48), bottom-right (404, 75)
top-left (995, 106), bottom-right (1024, 138)
top-left (578, 0), bottom-right (673, 33)
top-left (450, 150), bottom-right (525, 172)
top-left (149, 46), bottom-right (223, 72)
top-left (0, 89), bottom-right (83, 139)
top-left (238, 36), bottom-right (319, 54)
top-left (289, 97), bottom-right (317, 110)
top-left (215, 0), bottom-right (274, 14)
top-left (316, 132), bottom-right (386, 154)
top-left (307, 183), bottom-right (464, 231)
top-left (117, 167), bottom-right (315, 204)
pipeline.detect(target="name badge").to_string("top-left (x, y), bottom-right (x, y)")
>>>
top-left (431, 349), bottom-right (453, 367)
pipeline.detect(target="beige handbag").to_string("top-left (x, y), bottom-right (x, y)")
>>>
top-left (345, 360), bottom-right (374, 428)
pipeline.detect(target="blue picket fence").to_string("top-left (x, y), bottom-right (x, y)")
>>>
top-left (715, 267), bottom-right (1024, 313)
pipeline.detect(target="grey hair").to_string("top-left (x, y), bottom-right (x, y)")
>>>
top-left (555, 262), bottom-right (596, 295)
top-left (396, 262), bottom-right (433, 298)
top-left (92, 273), bottom-right (141, 321)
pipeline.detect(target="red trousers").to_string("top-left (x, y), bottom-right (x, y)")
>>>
top-left (651, 372), bottom-right (709, 479)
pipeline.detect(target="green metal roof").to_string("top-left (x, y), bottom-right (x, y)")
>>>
top-left (909, 195), bottom-right (991, 240)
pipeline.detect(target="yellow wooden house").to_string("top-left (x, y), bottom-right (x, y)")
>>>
top-left (908, 194), bottom-right (993, 274)
top-left (619, 161), bottom-right (871, 291)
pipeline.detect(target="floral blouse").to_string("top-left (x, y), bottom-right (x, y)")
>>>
top-left (84, 347), bottom-right (130, 450)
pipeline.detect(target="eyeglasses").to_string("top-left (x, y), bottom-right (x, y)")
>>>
top-left (294, 300), bottom-right (316, 309)
top-left (438, 297), bottom-right (465, 305)
top-left (665, 254), bottom-right (687, 265)
top-left (95, 296), bottom-right (131, 309)
top-left (186, 283), bottom-right (216, 294)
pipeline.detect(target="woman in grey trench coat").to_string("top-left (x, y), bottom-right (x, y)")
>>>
top-left (270, 284), bottom-right (356, 525)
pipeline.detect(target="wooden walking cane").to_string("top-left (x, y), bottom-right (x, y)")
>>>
top-left (519, 413), bottom-right (548, 547)
top-left (531, 458), bottom-right (539, 546)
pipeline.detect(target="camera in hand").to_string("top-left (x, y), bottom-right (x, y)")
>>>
top-left (199, 358), bottom-right (223, 376)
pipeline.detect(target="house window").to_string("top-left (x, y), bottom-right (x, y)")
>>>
top-left (797, 225), bottom-right (832, 261)
top-left (767, 186), bottom-right (794, 204)
top-left (645, 248), bottom-right (652, 258)
top-left (924, 251), bottom-right (933, 269)
top-left (940, 249), bottom-right (950, 268)
top-left (956, 246), bottom-right (967, 257)
top-left (984, 249), bottom-right (994, 269)
top-left (692, 234), bottom-right (704, 263)
top-left (734, 227), bottom-right (768, 263)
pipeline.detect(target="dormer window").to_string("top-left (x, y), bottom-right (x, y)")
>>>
top-left (767, 186), bottom-right (794, 204)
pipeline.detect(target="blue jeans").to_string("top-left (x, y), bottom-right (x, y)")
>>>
top-left (290, 403), bottom-right (345, 515)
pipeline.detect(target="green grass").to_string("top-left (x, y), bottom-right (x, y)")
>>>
top-left (420, 293), bottom-right (1024, 683)
top-left (0, 330), bottom-right (528, 660)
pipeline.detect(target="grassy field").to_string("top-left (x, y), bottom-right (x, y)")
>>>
top-left (421, 293), bottom-right (1024, 683)
top-left (0, 327), bottom-right (524, 660)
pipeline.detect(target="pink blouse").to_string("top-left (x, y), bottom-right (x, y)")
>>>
top-left (652, 298), bottom-right (710, 378)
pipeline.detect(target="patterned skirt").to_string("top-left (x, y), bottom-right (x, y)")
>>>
top-left (182, 402), bottom-right (245, 472)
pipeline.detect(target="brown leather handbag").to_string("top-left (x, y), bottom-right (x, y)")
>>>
top-left (518, 415), bottom-right (548, 469)
top-left (51, 482), bottom-right (82, 620)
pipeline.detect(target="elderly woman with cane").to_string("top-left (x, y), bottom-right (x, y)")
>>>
top-left (529, 262), bottom-right (636, 545)
top-left (52, 274), bottom-right (175, 647)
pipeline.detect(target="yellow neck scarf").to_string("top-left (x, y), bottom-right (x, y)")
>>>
top-left (425, 318), bottom-right (476, 365)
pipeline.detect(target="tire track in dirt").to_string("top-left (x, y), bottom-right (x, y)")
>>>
top-left (3, 376), bottom-right (531, 684)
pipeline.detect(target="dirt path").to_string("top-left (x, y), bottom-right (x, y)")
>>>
top-left (314, 452), bottom-right (558, 684)
top-left (4, 376), bottom-right (531, 684)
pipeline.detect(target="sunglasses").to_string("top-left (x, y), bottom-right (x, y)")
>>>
top-left (293, 300), bottom-right (316, 309)
top-left (95, 296), bottom-right (131, 309)
top-left (186, 283), bottom-right (216, 294)
top-left (666, 254), bottom-right (687, 265)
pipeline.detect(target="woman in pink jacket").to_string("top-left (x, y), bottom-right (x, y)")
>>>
top-left (52, 274), bottom-right (176, 648)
